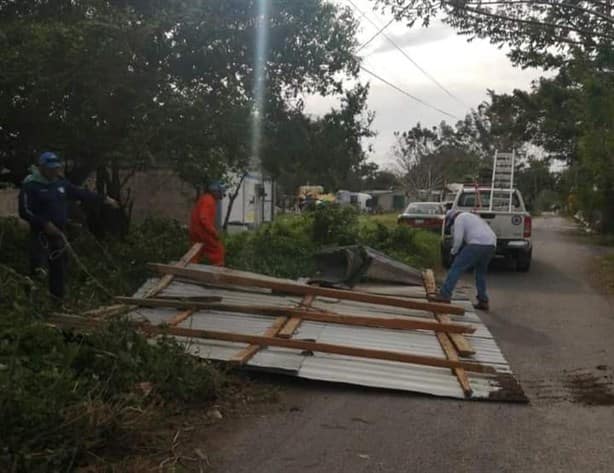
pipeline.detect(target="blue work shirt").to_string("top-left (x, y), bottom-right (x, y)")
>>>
top-left (18, 167), bottom-right (100, 231)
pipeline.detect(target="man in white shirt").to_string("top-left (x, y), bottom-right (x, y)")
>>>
top-left (433, 210), bottom-right (497, 310)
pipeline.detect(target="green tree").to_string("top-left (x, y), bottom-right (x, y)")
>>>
top-left (0, 0), bottom-right (361, 218)
top-left (373, 0), bottom-right (614, 68)
top-left (393, 121), bottom-right (483, 193)
top-left (262, 83), bottom-right (375, 195)
top-left (373, 0), bottom-right (614, 231)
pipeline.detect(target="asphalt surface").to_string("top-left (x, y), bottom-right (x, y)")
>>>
top-left (209, 216), bottom-right (614, 473)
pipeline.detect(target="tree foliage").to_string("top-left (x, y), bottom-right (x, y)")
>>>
top-left (375, 0), bottom-right (614, 231)
top-left (0, 0), bottom-right (361, 210)
top-left (374, 0), bottom-right (614, 68)
top-left (262, 83), bottom-right (375, 194)
top-left (482, 48), bottom-right (613, 229)
top-left (393, 119), bottom-right (487, 193)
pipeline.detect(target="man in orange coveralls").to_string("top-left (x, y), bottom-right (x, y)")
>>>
top-left (189, 181), bottom-right (225, 266)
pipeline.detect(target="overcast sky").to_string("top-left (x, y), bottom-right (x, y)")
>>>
top-left (303, 0), bottom-right (546, 169)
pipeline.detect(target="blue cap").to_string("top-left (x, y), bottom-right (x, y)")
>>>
top-left (38, 152), bottom-right (62, 169)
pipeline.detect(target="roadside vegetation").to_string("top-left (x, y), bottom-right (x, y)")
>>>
top-left (226, 205), bottom-right (440, 278)
top-left (1, 206), bottom-right (438, 471)
top-left (0, 217), bottom-right (221, 471)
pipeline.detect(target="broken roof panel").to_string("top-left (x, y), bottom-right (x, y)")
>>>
top-left (129, 271), bottom-right (525, 402)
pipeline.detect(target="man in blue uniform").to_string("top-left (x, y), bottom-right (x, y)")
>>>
top-left (18, 152), bottom-right (118, 299)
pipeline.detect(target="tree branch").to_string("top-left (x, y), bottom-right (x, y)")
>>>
top-left (443, 1), bottom-right (614, 41)
top-left (460, 0), bottom-right (614, 25)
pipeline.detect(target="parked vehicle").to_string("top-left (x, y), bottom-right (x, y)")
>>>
top-left (441, 186), bottom-right (533, 271)
top-left (397, 202), bottom-right (445, 231)
top-left (336, 190), bottom-right (373, 212)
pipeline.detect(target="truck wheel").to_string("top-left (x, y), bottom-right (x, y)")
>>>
top-left (516, 251), bottom-right (532, 272)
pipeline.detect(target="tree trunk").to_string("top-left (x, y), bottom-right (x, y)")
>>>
top-left (223, 173), bottom-right (247, 230)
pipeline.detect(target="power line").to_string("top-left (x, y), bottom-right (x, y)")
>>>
top-left (358, 15), bottom-right (397, 51)
top-left (346, 0), bottom-right (468, 108)
top-left (359, 65), bottom-right (459, 120)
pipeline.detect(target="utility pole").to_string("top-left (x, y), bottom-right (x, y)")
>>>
top-left (250, 0), bottom-right (270, 227)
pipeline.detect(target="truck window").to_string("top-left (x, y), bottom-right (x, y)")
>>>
top-left (458, 191), bottom-right (521, 210)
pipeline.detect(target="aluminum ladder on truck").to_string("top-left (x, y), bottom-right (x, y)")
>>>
top-left (489, 150), bottom-right (515, 212)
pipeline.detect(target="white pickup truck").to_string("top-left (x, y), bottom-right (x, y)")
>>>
top-left (441, 186), bottom-right (533, 271)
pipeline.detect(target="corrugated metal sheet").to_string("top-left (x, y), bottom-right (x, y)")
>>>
top-left (129, 275), bottom-right (523, 401)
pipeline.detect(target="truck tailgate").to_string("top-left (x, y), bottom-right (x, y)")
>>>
top-left (477, 212), bottom-right (525, 239)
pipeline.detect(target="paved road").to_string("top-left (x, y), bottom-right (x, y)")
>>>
top-left (209, 216), bottom-right (614, 473)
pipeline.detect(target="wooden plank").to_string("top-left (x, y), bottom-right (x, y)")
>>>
top-left (167, 309), bottom-right (195, 327)
top-left (148, 264), bottom-right (465, 315)
top-left (437, 314), bottom-right (476, 356)
top-left (279, 294), bottom-right (315, 339)
top-left (436, 331), bottom-right (473, 397)
top-left (449, 334), bottom-right (475, 357)
top-left (143, 243), bottom-right (204, 298)
top-left (299, 294), bottom-right (316, 307)
top-left (83, 304), bottom-right (129, 318)
top-left (142, 243), bottom-right (203, 328)
top-left (115, 297), bottom-right (476, 334)
top-left (278, 317), bottom-right (303, 338)
top-left (422, 269), bottom-right (475, 356)
top-left (156, 296), bottom-right (223, 303)
top-left (422, 269), bottom-right (438, 297)
top-left (230, 316), bottom-right (289, 365)
top-left (423, 269), bottom-right (474, 396)
top-left (49, 314), bottom-right (495, 374)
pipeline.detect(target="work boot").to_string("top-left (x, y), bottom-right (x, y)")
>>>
top-left (429, 294), bottom-right (451, 304)
top-left (473, 300), bottom-right (490, 311)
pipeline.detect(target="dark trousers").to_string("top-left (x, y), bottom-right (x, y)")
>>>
top-left (440, 244), bottom-right (496, 302)
top-left (30, 231), bottom-right (67, 299)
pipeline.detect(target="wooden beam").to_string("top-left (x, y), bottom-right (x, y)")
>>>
top-left (49, 314), bottom-right (495, 374)
top-left (82, 304), bottom-right (131, 319)
top-left (423, 269), bottom-right (437, 297)
top-left (140, 243), bottom-right (204, 328)
top-left (435, 331), bottom-right (473, 397)
top-left (148, 264), bottom-right (465, 315)
top-left (278, 317), bottom-right (303, 338)
top-left (114, 297), bottom-right (476, 334)
top-left (167, 309), bottom-right (195, 327)
top-left (422, 270), bottom-right (475, 356)
top-left (423, 270), bottom-right (474, 396)
top-left (437, 314), bottom-right (475, 357)
top-left (299, 294), bottom-right (316, 307)
top-left (230, 316), bottom-right (289, 365)
top-left (143, 243), bottom-right (203, 298)
top-left (279, 294), bottom-right (315, 339)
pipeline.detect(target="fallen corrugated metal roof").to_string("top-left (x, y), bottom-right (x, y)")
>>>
top-left (127, 266), bottom-right (525, 402)
top-left (313, 245), bottom-right (425, 287)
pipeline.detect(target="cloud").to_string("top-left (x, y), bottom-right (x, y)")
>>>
top-left (303, 19), bottom-right (546, 167)
top-left (369, 24), bottom-right (453, 55)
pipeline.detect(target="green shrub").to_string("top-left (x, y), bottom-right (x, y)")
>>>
top-left (0, 218), bottom-right (220, 472)
top-left (226, 214), bottom-right (317, 278)
top-left (0, 309), bottom-right (221, 472)
top-left (311, 205), bottom-right (360, 246)
top-left (358, 221), bottom-right (440, 269)
top-left (225, 206), bottom-right (440, 278)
